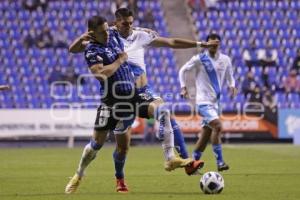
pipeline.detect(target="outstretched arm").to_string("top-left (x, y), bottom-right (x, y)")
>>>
top-left (149, 37), bottom-right (219, 49)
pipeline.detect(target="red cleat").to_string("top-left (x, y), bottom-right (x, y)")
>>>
top-left (185, 160), bottom-right (205, 175)
top-left (116, 178), bottom-right (129, 193)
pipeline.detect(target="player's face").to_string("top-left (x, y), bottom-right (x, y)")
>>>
top-left (94, 22), bottom-right (109, 44)
top-left (208, 38), bottom-right (220, 53)
top-left (116, 16), bottom-right (134, 37)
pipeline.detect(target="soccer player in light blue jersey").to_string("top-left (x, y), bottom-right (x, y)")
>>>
top-left (179, 33), bottom-right (237, 171)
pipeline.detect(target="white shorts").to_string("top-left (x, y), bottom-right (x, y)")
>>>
top-left (197, 104), bottom-right (220, 127)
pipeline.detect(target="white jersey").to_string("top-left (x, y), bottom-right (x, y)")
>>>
top-left (179, 51), bottom-right (235, 105)
top-left (120, 30), bottom-right (157, 73)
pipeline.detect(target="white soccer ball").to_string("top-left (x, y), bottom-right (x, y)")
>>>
top-left (200, 171), bottom-right (224, 194)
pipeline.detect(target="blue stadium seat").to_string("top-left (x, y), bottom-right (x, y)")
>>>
top-left (287, 93), bottom-right (300, 103)
top-left (0, 0), bottom-right (298, 111)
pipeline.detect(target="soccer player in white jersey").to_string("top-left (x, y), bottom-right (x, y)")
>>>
top-left (179, 33), bottom-right (237, 171)
top-left (111, 8), bottom-right (216, 175)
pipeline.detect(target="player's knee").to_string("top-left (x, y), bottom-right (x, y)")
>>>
top-left (122, 146), bottom-right (129, 155)
top-left (153, 99), bottom-right (165, 111)
top-left (92, 130), bottom-right (107, 149)
top-left (155, 103), bottom-right (170, 120)
top-left (154, 98), bottom-right (164, 105)
top-left (213, 122), bottom-right (223, 133)
top-left (116, 145), bottom-right (129, 156)
top-left (143, 99), bottom-right (164, 118)
top-left (90, 139), bottom-right (103, 151)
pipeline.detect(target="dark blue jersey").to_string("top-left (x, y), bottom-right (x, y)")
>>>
top-left (85, 29), bottom-right (134, 99)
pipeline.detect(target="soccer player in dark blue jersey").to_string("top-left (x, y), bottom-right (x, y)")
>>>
top-left (65, 16), bottom-right (135, 194)
top-left (65, 16), bottom-right (193, 194)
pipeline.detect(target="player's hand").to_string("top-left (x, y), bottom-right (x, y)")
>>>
top-left (229, 87), bottom-right (238, 98)
top-left (118, 52), bottom-right (128, 64)
top-left (80, 31), bottom-right (95, 42)
top-left (200, 40), bottom-right (219, 48)
top-left (110, 26), bottom-right (117, 30)
top-left (180, 87), bottom-right (189, 99)
top-left (0, 85), bottom-right (10, 91)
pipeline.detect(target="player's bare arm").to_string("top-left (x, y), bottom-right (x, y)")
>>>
top-left (112, 25), bottom-right (157, 35)
top-left (69, 31), bottom-right (94, 53)
top-left (180, 86), bottom-right (189, 99)
top-left (149, 37), bottom-right (219, 49)
top-left (69, 26), bottom-right (156, 53)
top-left (229, 87), bottom-right (238, 98)
top-left (90, 52), bottom-right (128, 81)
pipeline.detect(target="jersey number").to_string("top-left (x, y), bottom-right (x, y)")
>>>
top-left (98, 106), bottom-right (111, 127)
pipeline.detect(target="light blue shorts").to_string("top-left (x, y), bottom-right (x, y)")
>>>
top-left (197, 104), bottom-right (220, 127)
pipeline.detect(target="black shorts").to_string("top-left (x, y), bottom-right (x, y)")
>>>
top-left (135, 85), bottom-right (161, 119)
top-left (94, 91), bottom-right (141, 133)
top-left (94, 103), bottom-right (136, 134)
top-left (94, 87), bottom-right (162, 133)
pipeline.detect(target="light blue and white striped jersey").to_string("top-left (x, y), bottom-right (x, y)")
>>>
top-left (179, 51), bottom-right (235, 105)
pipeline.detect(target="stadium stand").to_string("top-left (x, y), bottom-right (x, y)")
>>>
top-left (0, 0), bottom-right (179, 110)
top-left (0, 0), bottom-right (299, 111)
top-left (190, 0), bottom-right (300, 110)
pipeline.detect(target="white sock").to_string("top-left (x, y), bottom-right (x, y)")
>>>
top-left (77, 143), bottom-right (98, 177)
top-left (160, 110), bottom-right (175, 161)
top-left (162, 133), bottom-right (175, 161)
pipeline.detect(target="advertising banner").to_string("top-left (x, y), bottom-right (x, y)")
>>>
top-left (0, 110), bottom-right (279, 139)
top-left (278, 109), bottom-right (300, 140)
top-left (173, 114), bottom-right (278, 138)
top-left (0, 109), bottom-right (145, 138)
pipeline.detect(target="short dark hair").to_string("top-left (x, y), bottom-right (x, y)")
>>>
top-left (115, 8), bottom-right (134, 19)
top-left (88, 16), bottom-right (107, 31)
top-left (206, 33), bottom-right (221, 42)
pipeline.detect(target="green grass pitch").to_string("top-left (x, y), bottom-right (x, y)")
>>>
top-left (0, 144), bottom-right (299, 200)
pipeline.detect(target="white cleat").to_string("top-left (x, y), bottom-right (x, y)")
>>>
top-left (65, 173), bottom-right (82, 194)
top-left (164, 157), bottom-right (193, 171)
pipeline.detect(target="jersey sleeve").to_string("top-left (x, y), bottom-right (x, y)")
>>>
top-left (179, 55), bottom-right (199, 88)
top-left (109, 29), bottom-right (124, 51)
top-left (138, 31), bottom-right (158, 46)
top-left (225, 57), bottom-right (235, 88)
top-left (84, 48), bottom-right (103, 67)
